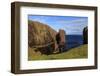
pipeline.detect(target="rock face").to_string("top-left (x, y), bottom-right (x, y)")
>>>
top-left (28, 20), bottom-right (66, 54)
top-left (28, 20), bottom-right (58, 54)
top-left (83, 26), bottom-right (88, 44)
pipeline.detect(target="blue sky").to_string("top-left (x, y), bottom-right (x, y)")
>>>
top-left (28, 15), bottom-right (88, 35)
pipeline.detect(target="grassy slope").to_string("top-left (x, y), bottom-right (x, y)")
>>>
top-left (28, 44), bottom-right (88, 60)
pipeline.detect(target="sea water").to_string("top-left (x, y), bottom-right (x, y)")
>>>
top-left (65, 35), bottom-right (83, 50)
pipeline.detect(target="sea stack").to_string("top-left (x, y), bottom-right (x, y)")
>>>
top-left (83, 26), bottom-right (88, 44)
top-left (56, 29), bottom-right (66, 52)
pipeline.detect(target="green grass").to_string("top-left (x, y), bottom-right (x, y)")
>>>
top-left (28, 44), bottom-right (88, 60)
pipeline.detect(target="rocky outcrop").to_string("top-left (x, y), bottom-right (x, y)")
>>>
top-left (28, 20), bottom-right (66, 54)
top-left (28, 20), bottom-right (58, 54)
top-left (83, 26), bottom-right (88, 44)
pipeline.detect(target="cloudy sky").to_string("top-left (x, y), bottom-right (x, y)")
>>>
top-left (28, 15), bottom-right (88, 35)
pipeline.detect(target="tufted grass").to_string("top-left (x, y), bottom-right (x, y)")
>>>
top-left (28, 44), bottom-right (88, 61)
